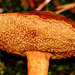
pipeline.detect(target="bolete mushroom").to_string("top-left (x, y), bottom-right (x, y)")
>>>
top-left (0, 11), bottom-right (75, 75)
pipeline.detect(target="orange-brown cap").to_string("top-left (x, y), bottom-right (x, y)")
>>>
top-left (0, 11), bottom-right (75, 59)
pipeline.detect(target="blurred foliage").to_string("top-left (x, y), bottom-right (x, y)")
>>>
top-left (0, 0), bottom-right (75, 75)
top-left (0, 0), bottom-right (29, 12)
top-left (60, 0), bottom-right (74, 4)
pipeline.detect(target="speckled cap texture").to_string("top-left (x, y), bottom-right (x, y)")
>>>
top-left (0, 11), bottom-right (75, 59)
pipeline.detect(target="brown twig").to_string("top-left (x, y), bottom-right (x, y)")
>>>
top-left (29, 0), bottom-right (35, 8)
top-left (0, 0), bottom-right (2, 2)
top-left (55, 2), bottom-right (75, 14)
top-left (70, 71), bottom-right (74, 75)
top-left (35, 0), bottom-right (51, 10)
top-left (0, 8), bottom-right (4, 13)
top-left (21, 0), bottom-right (27, 5)
top-left (51, 0), bottom-right (62, 6)
top-left (70, 7), bottom-right (75, 14)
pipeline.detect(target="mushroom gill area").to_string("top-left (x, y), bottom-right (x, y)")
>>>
top-left (0, 14), bottom-right (75, 59)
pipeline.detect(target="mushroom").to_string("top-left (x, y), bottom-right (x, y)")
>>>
top-left (0, 11), bottom-right (75, 75)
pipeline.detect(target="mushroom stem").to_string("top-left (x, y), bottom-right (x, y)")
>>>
top-left (26, 51), bottom-right (51, 75)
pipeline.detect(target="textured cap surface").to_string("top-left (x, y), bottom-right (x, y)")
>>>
top-left (0, 11), bottom-right (75, 59)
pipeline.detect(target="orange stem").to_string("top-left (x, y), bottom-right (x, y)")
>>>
top-left (26, 51), bottom-right (51, 75)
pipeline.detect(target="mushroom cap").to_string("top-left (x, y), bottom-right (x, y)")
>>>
top-left (0, 11), bottom-right (75, 59)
